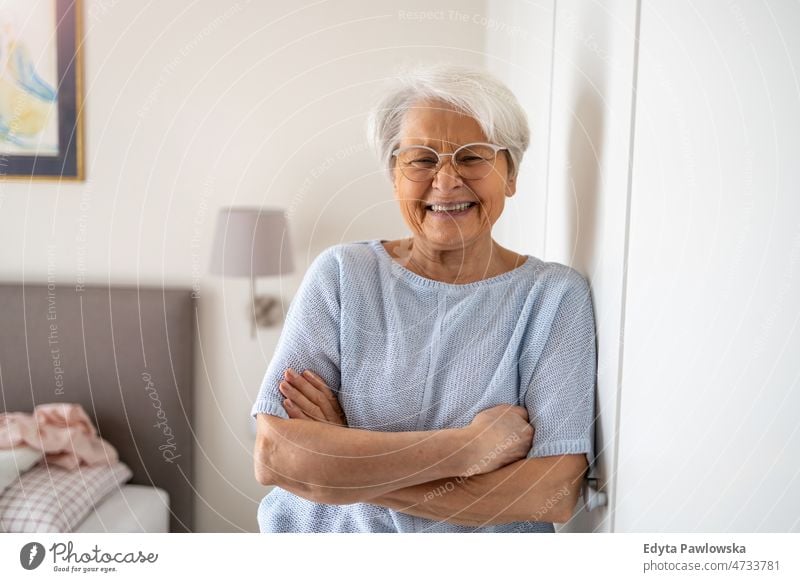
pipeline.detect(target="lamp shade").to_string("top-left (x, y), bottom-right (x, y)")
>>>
top-left (209, 207), bottom-right (294, 277)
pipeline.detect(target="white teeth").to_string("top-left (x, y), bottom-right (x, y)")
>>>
top-left (428, 202), bottom-right (474, 212)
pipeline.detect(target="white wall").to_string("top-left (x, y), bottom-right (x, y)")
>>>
top-left (0, 0), bottom-right (487, 532)
top-left (616, 0), bottom-right (800, 532)
top-left (484, 0), bottom-right (554, 258)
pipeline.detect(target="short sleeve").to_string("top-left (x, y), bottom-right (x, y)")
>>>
top-left (250, 246), bottom-right (342, 420)
top-left (519, 268), bottom-right (597, 466)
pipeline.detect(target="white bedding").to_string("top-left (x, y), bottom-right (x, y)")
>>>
top-left (0, 446), bottom-right (43, 495)
top-left (73, 485), bottom-right (170, 533)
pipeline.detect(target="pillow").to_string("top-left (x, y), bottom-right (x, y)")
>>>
top-left (0, 446), bottom-right (44, 495)
top-left (0, 461), bottom-right (132, 533)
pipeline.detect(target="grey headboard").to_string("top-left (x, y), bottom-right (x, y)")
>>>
top-left (0, 284), bottom-right (195, 532)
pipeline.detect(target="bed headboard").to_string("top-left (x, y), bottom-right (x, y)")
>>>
top-left (0, 283), bottom-right (195, 532)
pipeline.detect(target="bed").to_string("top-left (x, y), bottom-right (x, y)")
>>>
top-left (0, 283), bottom-right (195, 532)
top-left (73, 485), bottom-right (171, 533)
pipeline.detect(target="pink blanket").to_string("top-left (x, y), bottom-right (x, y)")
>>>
top-left (0, 403), bottom-right (119, 470)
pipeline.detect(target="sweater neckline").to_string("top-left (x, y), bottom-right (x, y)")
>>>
top-left (369, 239), bottom-right (535, 290)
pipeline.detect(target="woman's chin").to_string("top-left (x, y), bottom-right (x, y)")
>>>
top-left (419, 228), bottom-right (486, 249)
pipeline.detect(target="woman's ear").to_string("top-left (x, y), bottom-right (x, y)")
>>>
top-left (505, 173), bottom-right (517, 197)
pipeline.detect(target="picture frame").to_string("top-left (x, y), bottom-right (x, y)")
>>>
top-left (0, 0), bottom-right (84, 181)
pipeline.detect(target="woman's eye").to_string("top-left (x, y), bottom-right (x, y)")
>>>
top-left (410, 158), bottom-right (437, 166)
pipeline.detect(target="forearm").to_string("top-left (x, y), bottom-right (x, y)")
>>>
top-left (256, 415), bottom-right (475, 504)
top-left (369, 456), bottom-right (581, 526)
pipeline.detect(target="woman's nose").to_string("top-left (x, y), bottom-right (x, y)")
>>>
top-left (432, 157), bottom-right (463, 190)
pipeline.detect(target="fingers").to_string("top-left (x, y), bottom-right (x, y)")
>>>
top-left (489, 403), bottom-right (528, 417)
top-left (508, 405), bottom-right (529, 420)
top-left (301, 370), bottom-right (339, 403)
top-left (300, 369), bottom-right (326, 390)
top-left (280, 369), bottom-right (341, 423)
top-left (279, 374), bottom-right (326, 422)
top-left (279, 383), bottom-right (324, 421)
top-left (300, 370), bottom-right (348, 424)
top-left (284, 399), bottom-right (311, 420)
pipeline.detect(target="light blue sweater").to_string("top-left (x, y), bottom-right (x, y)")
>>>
top-left (251, 239), bottom-right (597, 532)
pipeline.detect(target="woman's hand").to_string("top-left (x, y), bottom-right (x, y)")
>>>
top-left (463, 404), bottom-right (534, 475)
top-left (278, 369), bottom-right (348, 426)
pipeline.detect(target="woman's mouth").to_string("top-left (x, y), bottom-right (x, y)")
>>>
top-left (424, 202), bottom-right (477, 217)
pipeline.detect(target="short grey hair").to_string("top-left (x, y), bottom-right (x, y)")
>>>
top-left (366, 63), bottom-right (530, 182)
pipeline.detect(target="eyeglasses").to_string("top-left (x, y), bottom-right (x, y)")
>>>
top-left (391, 142), bottom-right (508, 182)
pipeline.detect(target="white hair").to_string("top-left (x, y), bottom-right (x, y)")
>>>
top-left (366, 63), bottom-right (530, 182)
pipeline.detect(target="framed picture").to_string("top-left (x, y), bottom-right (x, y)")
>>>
top-left (0, 0), bottom-right (84, 180)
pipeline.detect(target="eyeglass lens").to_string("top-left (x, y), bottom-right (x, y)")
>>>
top-left (396, 144), bottom-right (500, 181)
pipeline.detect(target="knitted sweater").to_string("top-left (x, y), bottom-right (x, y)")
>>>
top-left (251, 239), bottom-right (596, 532)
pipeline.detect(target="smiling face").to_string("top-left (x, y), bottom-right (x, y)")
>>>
top-left (392, 99), bottom-right (516, 251)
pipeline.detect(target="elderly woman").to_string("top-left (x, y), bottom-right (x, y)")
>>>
top-left (251, 64), bottom-right (597, 533)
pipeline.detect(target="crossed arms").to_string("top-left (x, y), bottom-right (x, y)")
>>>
top-left (253, 373), bottom-right (588, 527)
